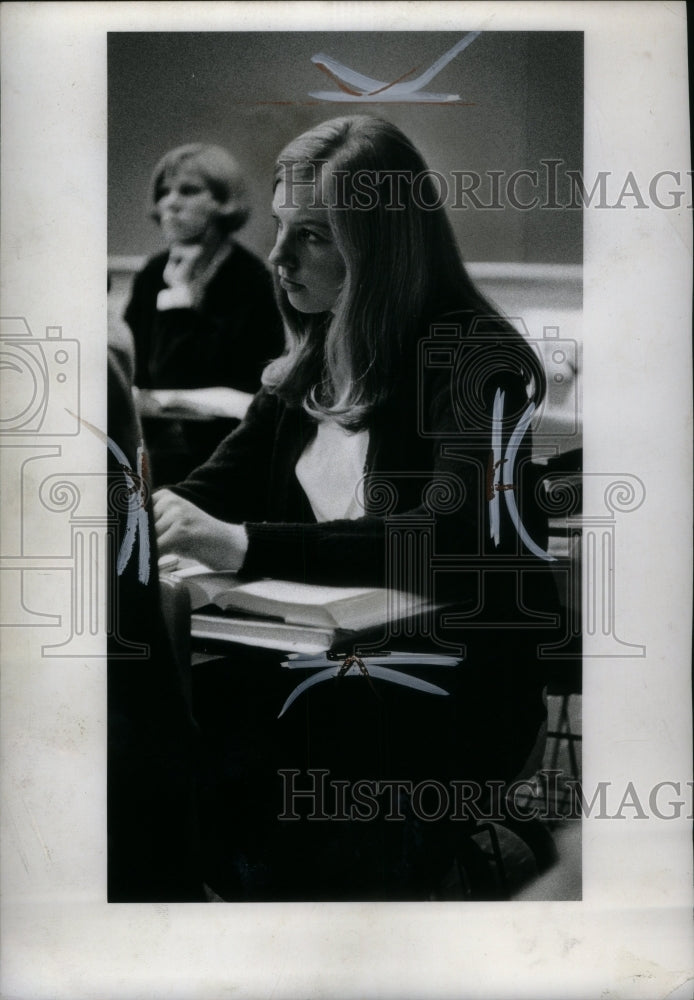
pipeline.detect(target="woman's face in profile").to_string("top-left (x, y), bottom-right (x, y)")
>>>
top-left (269, 178), bottom-right (346, 314)
top-left (155, 166), bottom-right (221, 246)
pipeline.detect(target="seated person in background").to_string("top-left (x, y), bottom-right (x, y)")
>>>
top-left (124, 143), bottom-right (284, 486)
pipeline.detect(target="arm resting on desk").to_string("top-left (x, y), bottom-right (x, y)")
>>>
top-left (154, 488), bottom-right (249, 570)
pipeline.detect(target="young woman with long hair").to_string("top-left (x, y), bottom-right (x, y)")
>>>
top-left (153, 117), bottom-right (555, 900)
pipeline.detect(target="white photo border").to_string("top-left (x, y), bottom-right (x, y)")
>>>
top-left (1, 3), bottom-right (692, 998)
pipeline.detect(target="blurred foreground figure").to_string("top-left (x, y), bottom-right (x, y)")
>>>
top-left (107, 348), bottom-right (204, 901)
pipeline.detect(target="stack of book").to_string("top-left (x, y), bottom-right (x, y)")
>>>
top-left (163, 558), bottom-right (434, 655)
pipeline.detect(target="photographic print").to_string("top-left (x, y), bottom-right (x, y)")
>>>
top-left (1, 3), bottom-right (691, 997)
top-left (107, 28), bottom-right (583, 905)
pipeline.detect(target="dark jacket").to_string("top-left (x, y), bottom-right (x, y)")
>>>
top-left (173, 312), bottom-right (553, 610)
top-left (171, 316), bottom-right (558, 897)
top-left (124, 243), bottom-right (284, 485)
top-left (125, 243), bottom-right (284, 393)
top-left (173, 309), bottom-right (557, 750)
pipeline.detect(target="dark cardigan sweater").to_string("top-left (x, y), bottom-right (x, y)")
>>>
top-left (172, 319), bottom-right (561, 855)
top-left (172, 327), bottom-right (551, 607)
top-left (124, 243), bottom-right (284, 485)
top-left (125, 243), bottom-right (284, 394)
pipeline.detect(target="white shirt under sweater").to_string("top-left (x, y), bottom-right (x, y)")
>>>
top-left (295, 420), bottom-right (369, 522)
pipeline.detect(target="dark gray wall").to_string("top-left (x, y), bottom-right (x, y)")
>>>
top-left (108, 31), bottom-right (582, 264)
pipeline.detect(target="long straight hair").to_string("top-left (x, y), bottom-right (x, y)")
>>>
top-left (263, 116), bottom-right (544, 429)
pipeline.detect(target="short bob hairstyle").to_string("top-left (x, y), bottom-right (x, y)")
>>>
top-left (148, 143), bottom-right (251, 234)
top-left (263, 116), bottom-right (544, 430)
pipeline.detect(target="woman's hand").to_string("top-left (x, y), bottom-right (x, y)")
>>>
top-left (153, 489), bottom-right (249, 571)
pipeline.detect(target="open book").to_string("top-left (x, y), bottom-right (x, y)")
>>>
top-left (164, 558), bottom-right (432, 653)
